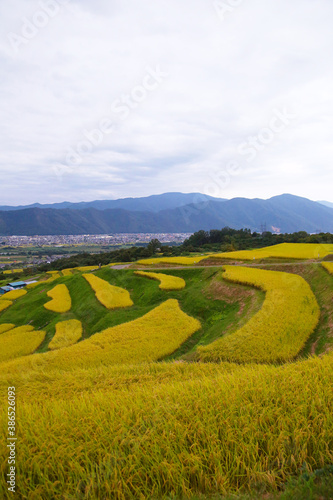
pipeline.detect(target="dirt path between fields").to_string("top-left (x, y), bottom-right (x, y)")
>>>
top-left (128, 261), bottom-right (322, 271)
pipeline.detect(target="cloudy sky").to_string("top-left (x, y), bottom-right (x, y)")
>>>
top-left (1, 0), bottom-right (332, 205)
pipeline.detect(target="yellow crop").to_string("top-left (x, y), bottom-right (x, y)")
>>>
top-left (27, 273), bottom-right (62, 289)
top-left (137, 255), bottom-right (208, 265)
top-left (0, 300), bottom-right (201, 372)
top-left (46, 273), bottom-right (62, 281)
top-left (83, 273), bottom-right (133, 309)
top-left (198, 266), bottom-right (320, 363)
top-left (0, 325), bottom-right (45, 363)
top-left (49, 319), bottom-right (82, 350)
top-left (135, 271), bottom-right (186, 290)
top-left (0, 323), bottom-right (15, 334)
top-left (0, 289), bottom-right (27, 313)
top-left (44, 284), bottom-right (72, 313)
top-left (0, 257), bottom-right (332, 499)
top-left (75, 265), bottom-right (99, 272)
top-left (3, 270), bottom-right (12, 275)
top-left (137, 244), bottom-right (333, 265)
top-left (0, 300), bottom-right (12, 312)
top-left (12, 268), bottom-right (23, 273)
top-left (322, 262), bottom-right (333, 275)
top-left (0, 289), bottom-right (27, 301)
top-left (212, 243), bottom-right (333, 261)
top-left (26, 281), bottom-right (41, 289)
top-left (47, 270), bottom-right (60, 275)
top-left (0, 352), bottom-right (332, 498)
top-left (61, 268), bottom-right (73, 276)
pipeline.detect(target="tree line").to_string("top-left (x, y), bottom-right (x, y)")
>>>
top-left (1, 228), bottom-right (332, 278)
top-left (182, 228), bottom-right (333, 252)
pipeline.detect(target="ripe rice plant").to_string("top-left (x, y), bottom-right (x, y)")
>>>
top-left (61, 268), bottom-right (73, 276)
top-left (26, 281), bottom-right (42, 289)
top-left (212, 243), bottom-right (333, 261)
top-left (48, 319), bottom-right (83, 350)
top-left (0, 323), bottom-right (15, 334)
top-left (0, 352), bottom-right (332, 498)
top-left (0, 289), bottom-right (27, 314)
top-left (137, 255), bottom-right (208, 265)
top-left (0, 300), bottom-right (12, 312)
top-left (47, 273), bottom-right (62, 282)
top-left (135, 271), bottom-right (186, 290)
top-left (322, 262), bottom-right (333, 275)
top-left (44, 284), bottom-right (72, 313)
top-left (137, 244), bottom-right (333, 266)
top-left (0, 325), bottom-right (45, 362)
top-left (83, 273), bottom-right (133, 309)
top-left (0, 300), bottom-right (201, 372)
top-left (0, 264), bottom-right (332, 499)
top-left (198, 266), bottom-right (320, 363)
top-left (0, 289), bottom-right (27, 301)
top-left (75, 265), bottom-right (99, 272)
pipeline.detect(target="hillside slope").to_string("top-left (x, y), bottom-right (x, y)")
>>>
top-left (0, 192), bottom-right (226, 213)
top-left (0, 194), bottom-right (332, 235)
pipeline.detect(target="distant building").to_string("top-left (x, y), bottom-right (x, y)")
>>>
top-left (0, 286), bottom-right (13, 295)
top-left (7, 281), bottom-right (27, 290)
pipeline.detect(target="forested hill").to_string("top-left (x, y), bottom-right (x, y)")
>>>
top-left (0, 194), bottom-right (333, 235)
top-left (0, 192), bottom-right (225, 212)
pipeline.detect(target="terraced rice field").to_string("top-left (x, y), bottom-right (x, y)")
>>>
top-left (48, 319), bottom-right (83, 350)
top-left (83, 273), bottom-right (133, 309)
top-left (138, 242), bottom-right (333, 265)
top-left (44, 284), bottom-right (72, 313)
top-left (0, 289), bottom-right (27, 312)
top-left (0, 244), bottom-right (333, 499)
top-left (137, 255), bottom-right (208, 265)
top-left (135, 270), bottom-right (186, 290)
top-left (198, 266), bottom-right (320, 363)
top-left (0, 289), bottom-right (27, 301)
top-left (322, 262), bottom-right (333, 275)
top-left (0, 325), bottom-right (45, 362)
top-left (0, 300), bottom-right (12, 312)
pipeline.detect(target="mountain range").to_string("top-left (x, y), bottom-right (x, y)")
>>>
top-left (0, 193), bottom-right (332, 236)
top-left (0, 193), bottom-right (225, 213)
top-left (317, 200), bottom-right (333, 210)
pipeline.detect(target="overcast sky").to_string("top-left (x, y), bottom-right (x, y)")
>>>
top-left (0, 0), bottom-right (332, 205)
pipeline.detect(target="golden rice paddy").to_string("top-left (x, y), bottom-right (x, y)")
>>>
top-left (44, 284), bottom-right (72, 313)
top-left (135, 270), bottom-right (186, 290)
top-left (0, 243), bottom-right (332, 499)
top-left (83, 273), bottom-right (133, 309)
top-left (48, 319), bottom-right (83, 350)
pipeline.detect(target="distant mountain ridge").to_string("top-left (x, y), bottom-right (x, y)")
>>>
top-left (0, 192), bottom-right (226, 213)
top-left (0, 193), bottom-right (332, 236)
top-left (318, 200), bottom-right (333, 209)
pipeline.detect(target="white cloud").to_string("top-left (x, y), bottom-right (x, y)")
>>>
top-left (0, 0), bottom-right (332, 204)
